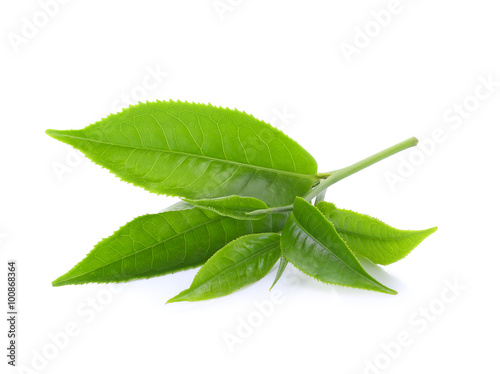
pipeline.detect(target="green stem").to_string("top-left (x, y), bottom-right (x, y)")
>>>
top-left (314, 190), bottom-right (327, 205)
top-left (303, 137), bottom-right (418, 201)
top-left (247, 137), bottom-right (418, 216)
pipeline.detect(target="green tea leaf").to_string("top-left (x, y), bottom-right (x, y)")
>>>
top-left (269, 255), bottom-right (288, 290)
top-left (183, 195), bottom-right (268, 220)
top-left (46, 101), bottom-right (318, 207)
top-left (281, 197), bottom-right (396, 295)
top-left (317, 201), bottom-right (437, 265)
top-left (52, 203), bottom-right (288, 286)
top-left (167, 233), bottom-right (281, 303)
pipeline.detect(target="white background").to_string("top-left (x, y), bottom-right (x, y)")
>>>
top-left (1, 1), bottom-right (499, 373)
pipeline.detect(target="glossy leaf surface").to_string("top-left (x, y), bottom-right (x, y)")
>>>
top-left (317, 202), bottom-right (437, 265)
top-left (281, 197), bottom-right (396, 295)
top-left (46, 101), bottom-right (318, 206)
top-left (183, 195), bottom-right (268, 220)
top-left (168, 233), bottom-right (281, 303)
top-left (53, 203), bottom-right (288, 286)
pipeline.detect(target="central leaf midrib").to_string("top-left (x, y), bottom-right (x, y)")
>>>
top-left (55, 132), bottom-right (318, 180)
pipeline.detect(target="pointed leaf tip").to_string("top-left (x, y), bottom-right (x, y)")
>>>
top-left (52, 279), bottom-right (63, 287)
top-left (52, 271), bottom-right (78, 287)
top-left (269, 255), bottom-right (288, 290)
top-left (385, 288), bottom-right (398, 295)
top-left (45, 129), bottom-right (60, 138)
top-left (166, 288), bottom-right (191, 304)
top-left (166, 293), bottom-right (185, 304)
top-left (46, 129), bottom-right (72, 141)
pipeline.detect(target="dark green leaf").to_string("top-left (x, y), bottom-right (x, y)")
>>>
top-left (281, 197), bottom-right (396, 295)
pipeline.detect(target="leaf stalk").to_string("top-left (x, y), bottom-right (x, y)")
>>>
top-left (303, 137), bottom-right (418, 201)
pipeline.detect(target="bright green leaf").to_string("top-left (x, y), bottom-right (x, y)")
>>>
top-left (281, 197), bottom-right (396, 295)
top-left (317, 201), bottom-right (437, 265)
top-left (46, 101), bottom-right (318, 207)
top-left (52, 203), bottom-right (288, 286)
top-left (167, 233), bottom-right (281, 303)
top-left (183, 195), bottom-right (268, 220)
